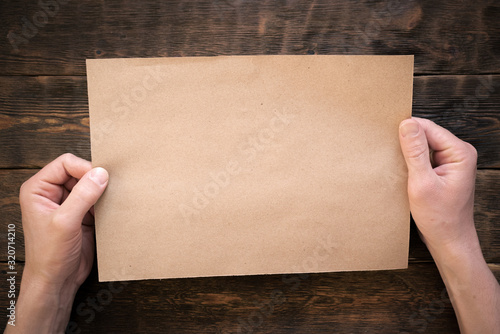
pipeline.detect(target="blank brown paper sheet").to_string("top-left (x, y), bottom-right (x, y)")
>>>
top-left (87, 55), bottom-right (414, 282)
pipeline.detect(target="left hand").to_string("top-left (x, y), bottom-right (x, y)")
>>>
top-left (6, 153), bottom-right (108, 334)
top-left (20, 153), bottom-right (108, 288)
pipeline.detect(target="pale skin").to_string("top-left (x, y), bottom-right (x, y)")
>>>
top-left (4, 118), bottom-right (500, 333)
top-left (4, 154), bottom-right (109, 333)
top-left (399, 117), bottom-right (500, 333)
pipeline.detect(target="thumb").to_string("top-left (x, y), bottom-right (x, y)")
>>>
top-left (57, 167), bottom-right (109, 227)
top-left (399, 119), bottom-right (433, 179)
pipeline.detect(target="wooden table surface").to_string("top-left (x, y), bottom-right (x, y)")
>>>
top-left (1, 1), bottom-right (499, 333)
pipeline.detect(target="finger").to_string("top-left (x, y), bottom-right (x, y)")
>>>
top-left (56, 167), bottom-right (109, 229)
top-left (412, 117), bottom-right (471, 166)
top-left (64, 177), bottom-right (78, 192)
top-left (61, 186), bottom-right (70, 204)
top-left (23, 154), bottom-right (93, 205)
top-left (399, 118), bottom-right (433, 179)
top-left (37, 153), bottom-right (92, 186)
top-left (57, 177), bottom-right (77, 205)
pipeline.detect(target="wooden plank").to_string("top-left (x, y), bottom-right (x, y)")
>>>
top-left (2, 262), bottom-right (498, 333)
top-left (413, 75), bottom-right (500, 169)
top-left (1, 0), bottom-right (499, 76)
top-left (0, 262), bottom-right (472, 333)
top-left (1, 169), bottom-right (499, 264)
top-left (474, 171), bottom-right (500, 263)
top-left (1, 75), bottom-right (499, 169)
top-left (0, 76), bottom-right (91, 167)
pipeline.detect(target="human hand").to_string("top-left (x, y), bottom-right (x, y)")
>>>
top-left (398, 117), bottom-right (479, 257)
top-left (399, 118), bottom-right (500, 333)
top-left (6, 153), bottom-right (108, 333)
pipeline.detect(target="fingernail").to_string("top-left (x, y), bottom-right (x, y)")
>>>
top-left (89, 167), bottom-right (109, 186)
top-left (400, 121), bottom-right (420, 138)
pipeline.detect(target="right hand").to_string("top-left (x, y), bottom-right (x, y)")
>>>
top-left (398, 117), bottom-right (479, 257)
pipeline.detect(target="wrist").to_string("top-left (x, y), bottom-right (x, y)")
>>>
top-left (426, 225), bottom-right (500, 334)
top-left (428, 227), bottom-right (488, 295)
top-left (423, 216), bottom-right (482, 264)
top-left (9, 269), bottom-right (79, 334)
top-left (21, 266), bottom-right (80, 307)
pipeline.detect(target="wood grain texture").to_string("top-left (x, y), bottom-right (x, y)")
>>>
top-left (1, 262), bottom-right (497, 333)
top-left (1, 0), bottom-right (499, 76)
top-left (0, 1), bottom-right (499, 332)
top-left (0, 262), bottom-right (480, 333)
top-left (413, 74), bottom-right (500, 168)
top-left (2, 263), bottom-right (498, 333)
top-left (0, 76), bottom-right (91, 168)
top-left (1, 75), bottom-right (499, 169)
top-left (1, 169), bottom-right (499, 264)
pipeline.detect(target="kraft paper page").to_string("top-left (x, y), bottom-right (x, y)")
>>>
top-left (86, 55), bottom-right (414, 282)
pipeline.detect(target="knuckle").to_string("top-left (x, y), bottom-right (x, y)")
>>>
top-left (19, 180), bottom-right (29, 197)
top-left (454, 142), bottom-right (477, 166)
top-left (19, 178), bottom-right (34, 204)
top-left (61, 152), bottom-right (75, 159)
top-left (59, 152), bottom-right (76, 163)
top-left (466, 143), bottom-right (478, 163)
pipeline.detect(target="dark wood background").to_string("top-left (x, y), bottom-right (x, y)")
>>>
top-left (1, 0), bottom-right (499, 333)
